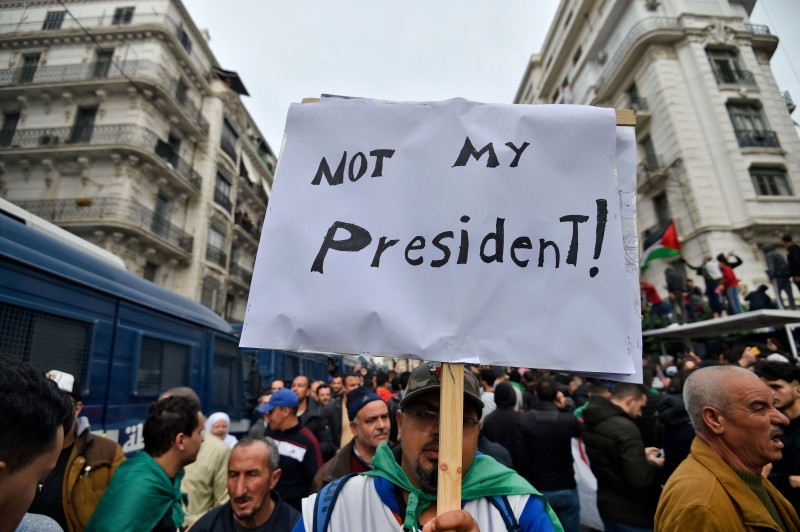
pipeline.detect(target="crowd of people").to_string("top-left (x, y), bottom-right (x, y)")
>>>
top-left (641, 234), bottom-right (800, 330)
top-left (2, 349), bottom-right (799, 531)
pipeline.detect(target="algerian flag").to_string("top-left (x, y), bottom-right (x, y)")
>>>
top-left (641, 220), bottom-right (681, 269)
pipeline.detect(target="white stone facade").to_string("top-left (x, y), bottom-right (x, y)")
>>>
top-left (516, 0), bottom-right (800, 305)
top-left (0, 0), bottom-right (276, 322)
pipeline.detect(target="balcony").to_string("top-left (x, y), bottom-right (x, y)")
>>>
top-left (230, 263), bottom-right (253, 285)
top-left (783, 91), bottom-right (796, 114)
top-left (734, 129), bottom-right (780, 149)
top-left (0, 13), bottom-right (209, 84)
top-left (14, 197), bottom-right (193, 254)
top-left (596, 17), bottom-right (683, 96)
top-left (206, 244), bottom-right (227, 268)
top-left (636, 155), bottom-right (670, 194)
top-left (0, 60), bottom-right (208, 135)
top-left (237, 174), bottom-right (268, 209)
top-left (712, 68), bottom-right (756, 87)
top-left (1, 125), bottom-right (202, 193)
top-left (629, 97), bottom-right (651, 128)
top-left (233, 210), bottom-right (261, 245)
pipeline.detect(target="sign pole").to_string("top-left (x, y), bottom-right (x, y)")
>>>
top-left (437, 362), bottom-right (465, 517)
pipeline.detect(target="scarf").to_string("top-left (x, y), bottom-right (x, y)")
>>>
top-left (364, 442), bottom-right (562, 531)
top-left (86, 451), bottom-right (186, 531)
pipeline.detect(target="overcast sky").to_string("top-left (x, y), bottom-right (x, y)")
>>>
top-left (183, 0), bottom-right (800, 150)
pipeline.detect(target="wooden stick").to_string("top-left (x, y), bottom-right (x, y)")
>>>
top-left (438, 362), bottom-right (465, 516)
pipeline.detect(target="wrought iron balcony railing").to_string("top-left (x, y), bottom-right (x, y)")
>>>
top-left (734, 128), bottom-right (780, 148)
top-left (712, 69), bottom-right (756, 86)
top-left (206, 244), bottom-right (227, 267)
top-left (13, 197), bottom-right (193, 252)
top-left (234, 211), bottom-right (261, 240)
top-left (1, 124), bottom-right (202, 190)
top-left (0, 60), bottom-right (208, 132)
top-left (743, 23), bottom-right (771, 35)
top-left (0, 13), bottom-right (209, 82)
top-left (230, 263), bottom-right (253, 284)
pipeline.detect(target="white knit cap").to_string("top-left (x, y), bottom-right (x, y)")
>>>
top-left (47, 370), bottom-right (75, 393)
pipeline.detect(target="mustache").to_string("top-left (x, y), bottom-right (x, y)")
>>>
top-left (233, 496), bottom-right (252, 504)
top-left (770, 427), bottom-right (784, 439)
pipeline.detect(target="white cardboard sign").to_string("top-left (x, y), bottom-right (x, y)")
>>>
top-left (242, 98), bottom-right (639, 375)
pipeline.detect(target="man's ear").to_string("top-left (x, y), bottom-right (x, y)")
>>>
top-left (700, 405), bottom-right (725, 434)
top-left (270, 467), bottom-right (281, 489)
top-left (175, 432), bottom-right (186, 451)
top-left (74, 400), bottom-right (84, 417)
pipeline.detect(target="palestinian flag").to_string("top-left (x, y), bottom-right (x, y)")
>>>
top-left (641, 220), bottom-right (681, 269)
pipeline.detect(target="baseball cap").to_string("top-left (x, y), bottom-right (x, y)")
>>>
top-left (47, 370), bottom-right (75, 394)
top-left (347, 387), bottom-right (383, 421)
top-left (256, 388), bottom-right (298, 414)
top-left (399, 361), bottom-right (484, 412)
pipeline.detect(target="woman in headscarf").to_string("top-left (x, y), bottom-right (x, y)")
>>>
top-left (204, 412), bottom-right (237, 448)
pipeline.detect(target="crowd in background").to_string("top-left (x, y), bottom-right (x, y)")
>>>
top-left (641, 233), bottom-right (800, 330)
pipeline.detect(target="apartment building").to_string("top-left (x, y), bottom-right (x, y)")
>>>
top-left (0, 0), bottom-right (276, 321)
top-left (515, 0), bottom-right (800, 301)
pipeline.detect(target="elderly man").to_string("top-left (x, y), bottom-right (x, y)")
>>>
top-left (311, 387), bottom-right (390, 492)
top-left (655, 366), bottom-right (800, 531)
top-left (0, 358), bottom-right (72, 532)
top-left (292, 361), bottom-right (562, 532)
top-left (190, 437), bottom-right (300, 531)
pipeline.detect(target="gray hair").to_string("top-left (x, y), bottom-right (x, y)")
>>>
top-left (234, 435), bottom-right (281, 472)
top-left (683, 365), bottom-right (756, 433)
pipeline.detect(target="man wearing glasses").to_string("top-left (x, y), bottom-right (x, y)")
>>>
top-left (292, 361), bottom-right (562, 532)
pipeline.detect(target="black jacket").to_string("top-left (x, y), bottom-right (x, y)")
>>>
top-left (514, 402), bottom-right (581, 491)
top-left (582, 396), bottom-right (661, 528)
top-left (299, 398), bottom-right (336, 461)
top-left (190, 492), bottom-right (300, 531)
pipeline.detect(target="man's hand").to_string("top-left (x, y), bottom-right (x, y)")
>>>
top-left (645, 447), bottom-right (665, 468)
top-left (739, 347), bottom-right (758, 368)
top-left (789, 475), bottom-right (800, 488)
top-left (554, 391), bottom-right (567, 410)
top-left (421, 509), bottom-right (480, 532)
top-left (761, 463), bottom-right (773, 478)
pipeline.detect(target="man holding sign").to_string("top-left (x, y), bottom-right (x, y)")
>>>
top-left (292, 362), bottom-right (562, 531)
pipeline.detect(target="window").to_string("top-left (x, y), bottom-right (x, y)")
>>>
top-left (211, 337), bottom-right (241, 411)
top-left (112, 7), bottom-right (135, 25)
top-left (206, 222), bottom-right (227, 267)
top-left (143, 262), bottom-right (158, 282)
top-left (137, 336), bottom-right (189, 395)
top-left (175, 80), bottom-right (187, 104)
top-left (707, 49), bottom-right (753, 85)
top-left (750, 167), bottom-right (792, 196)
top-left (178, 26), bottom-right (193, 54)
top-left (0, 302), bottom-right (91, 392)
top-left (220, 117), bottom-right (239, 160)
top-left (214, 171), bottom-right (233, 212)
top-left (42, 11), bottom-right (66, 30)
top-left (727, 103), bottom-right (779, 148)
top-left (641, 135), bottom-right (660, 170)
top-left (653, 193), bottom-right (671, 225)
top-left (93, 50), bottom-right (114, 78)
top-left (18, 53), bottom-right (40, 83)
top-left (201, 277), bottom-right (221, 310)
top-left (572, 45), bottom-right (582, 65)
top-left (0, 112), bottom-right (20, 147)
top-left (70, 107), bottom-right (98, 144)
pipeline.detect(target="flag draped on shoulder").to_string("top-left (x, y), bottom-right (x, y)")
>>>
top-left (641, 220), bottom-right (681, 269)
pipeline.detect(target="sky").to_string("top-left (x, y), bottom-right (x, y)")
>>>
top-left (182, 0), bottom-right (800, 150)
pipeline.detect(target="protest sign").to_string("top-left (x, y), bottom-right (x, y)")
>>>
top-left (242, 98), bottom-right (639, 375)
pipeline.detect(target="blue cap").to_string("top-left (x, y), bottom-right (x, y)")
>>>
top-left (347, 387), bottom-right (384, 421)
top-left (256, 388), bottom-right (299, 414)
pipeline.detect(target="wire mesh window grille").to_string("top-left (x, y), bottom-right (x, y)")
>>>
top-left (137, 336), bottom-right (189, 395)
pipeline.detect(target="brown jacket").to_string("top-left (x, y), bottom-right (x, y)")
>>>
top-left (311, 438), bottom-right (359, 494)
top-left (63, 427), bottom-right (126, 531)
top-left (655, 437), bottom-right (800, 531)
